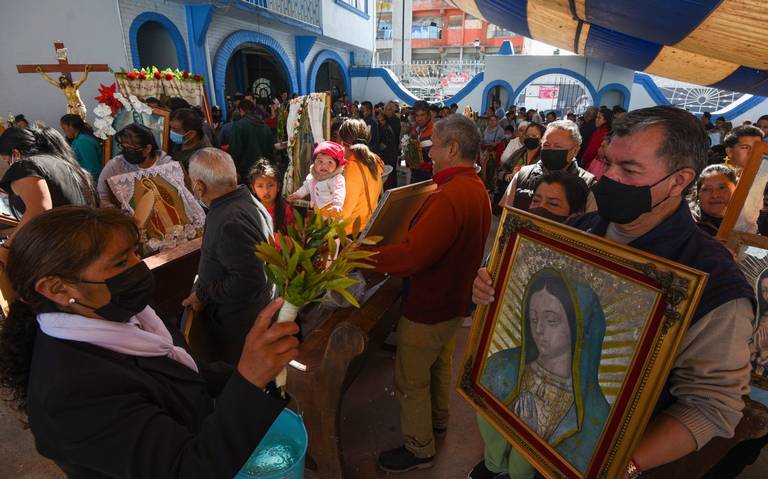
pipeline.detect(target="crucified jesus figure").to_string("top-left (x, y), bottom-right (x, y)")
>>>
top-left (36, 64), bottom-right (91, 119)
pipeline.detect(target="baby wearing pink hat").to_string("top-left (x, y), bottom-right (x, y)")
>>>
top-left (288, 141), bottom-right (347, 213)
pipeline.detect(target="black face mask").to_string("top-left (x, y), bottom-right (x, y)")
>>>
top-left (122, 149), bottom-right (147, 165)
top-left (540, 149), bottom-right (570, 171)
top-left (523, 137), bottom-right (540, 150)
top-left (529, 207), bottom-right (569, 223)
top-left (77, 262), bottom-right (155, 322)
top-left (591, 172), bottom-right (676, 224)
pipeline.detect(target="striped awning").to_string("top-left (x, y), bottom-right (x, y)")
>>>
top-left (451, 0), bottom-right (768, 96)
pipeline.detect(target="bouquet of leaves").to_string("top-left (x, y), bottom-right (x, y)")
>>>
top-left (255, 208), bottom-right (381, 386)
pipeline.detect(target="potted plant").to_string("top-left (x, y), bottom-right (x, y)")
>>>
top-left (255, 208), bottom-right (381, 387)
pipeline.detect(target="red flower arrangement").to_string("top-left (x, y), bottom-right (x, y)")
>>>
top-left (94, 83), bottom-right (122, 115)
top-left (118, 67), bottom-right (205, 83)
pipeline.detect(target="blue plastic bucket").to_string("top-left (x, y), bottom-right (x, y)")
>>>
top-left (236, 408), bottom-right (308, 479)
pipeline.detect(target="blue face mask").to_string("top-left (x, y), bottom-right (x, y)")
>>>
top-left (169, 130), bottom-right (185, 145)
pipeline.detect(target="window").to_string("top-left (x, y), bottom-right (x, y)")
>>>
top-left (487, 24), bottom-right (514, 38)
top-left (376, 0), bottom-right (392, 13)
top-left (448, 15), bottom-right (462, 30)
top-left (465, 14), bottom-right (482, 29)
top-left (339, 0), bottom-right (365, 9)
top-left (412, 16), bottom-right (442, 40)
top-left (377, 18), bottom-right (393, 40)
top-left (336, 0), bottom-right (369, 18)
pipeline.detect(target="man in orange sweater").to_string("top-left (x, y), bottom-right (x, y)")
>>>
top-left (374, 114), bottom-right (492, 473)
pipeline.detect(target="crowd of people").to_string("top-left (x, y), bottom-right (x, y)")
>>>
top-left (0, 89), bottom-right (767, 479)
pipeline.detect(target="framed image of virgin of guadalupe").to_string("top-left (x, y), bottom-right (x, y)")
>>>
top-left (458, 208), bottom-right (708, 479)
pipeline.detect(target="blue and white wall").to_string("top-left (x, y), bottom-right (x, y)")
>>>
top-left (351, 55), bottom-right (635, 112)
top-left (117, 0), bottom-right (374, 118)
top-left (630, 73), bottom-right (768, 124)
top-left (351, 54), bottom-right (768, 123)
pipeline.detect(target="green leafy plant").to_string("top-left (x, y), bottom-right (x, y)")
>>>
top-left (256, 208), bottom-right (382, 310)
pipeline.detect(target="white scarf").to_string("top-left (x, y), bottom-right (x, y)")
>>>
top-left (37, 305), bottom-right (199, 372)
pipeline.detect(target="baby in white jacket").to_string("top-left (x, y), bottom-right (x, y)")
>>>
top-left (288, 140), bottom-right (346, 212)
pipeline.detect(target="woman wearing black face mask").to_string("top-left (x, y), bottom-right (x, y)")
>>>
top-left (97, 124), bottom-right (173, 207)
top-left (0, 206), bottom-right (300, 478)
top-left (492, 123), bottom-right (545, 211)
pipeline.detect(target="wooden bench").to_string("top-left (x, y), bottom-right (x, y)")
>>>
top-left (182, 271), bottom-right (402, 479)
top-left (286, 275), bottom-right (402, 479)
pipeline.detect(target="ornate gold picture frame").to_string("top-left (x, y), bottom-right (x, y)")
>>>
top-left (458, 208), bottom-right (707, 479)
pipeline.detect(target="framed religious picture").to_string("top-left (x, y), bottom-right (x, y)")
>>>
top-left (458, 208), bottom-right (708, 479)
top-left (106, 161), bottom-right (205, 256)
top-left (734, 244), bottom-right (768, 390)
top-left (102, 107), bottom-right (171, 164)
top-left (717, 141), bottom-right (768, 249)
top-left (361, 180), bottom-right (436, 245)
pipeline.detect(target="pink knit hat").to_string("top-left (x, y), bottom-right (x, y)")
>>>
top-left (313, 141), bottom-right (347, 167)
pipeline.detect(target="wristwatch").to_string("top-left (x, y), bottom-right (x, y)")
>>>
top-left (625, 458), bottom-right (642, 479)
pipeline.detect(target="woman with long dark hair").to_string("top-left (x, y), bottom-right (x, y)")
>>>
top-left (0, 127), bottom-right (97, 257)
top-left (337, 118), bottom-right (384, 234)
top-left (60, 113), bottom-right (103, 180)
top-left (0, 206), bottom-right (300, 477)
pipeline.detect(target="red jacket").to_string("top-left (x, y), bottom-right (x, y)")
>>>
top-left (371, 166), bottom-right (492, 323)
top-left (410, 120), bottom-right (434, 172)
top-left (580, 124), bottom-right (609, 170)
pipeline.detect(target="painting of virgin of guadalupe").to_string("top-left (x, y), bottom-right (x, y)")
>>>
top-left (735, 246), bottom-right (768, 387)
top-left (107, 161), bottom-right (205, 253)
top-left (459, 208), bottom-right (707, 479)
top-left (480, 268), bottom-right (609, 473)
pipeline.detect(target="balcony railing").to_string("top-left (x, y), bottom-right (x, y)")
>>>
top-left (240, 0), bottom-right (321, 28)
top-left (375, 60), bottom-right (485, 100)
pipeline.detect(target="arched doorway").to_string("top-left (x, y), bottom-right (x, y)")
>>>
top-left (224, 45), bottom-right (289, 102)
top-left (308, 50), bottom-right (350, 102)
top-left (514, 71), bottom-right (596, 116)
top-left (315, 61), bottom-right (346, 99)
top-left (599, 89), bottom-right (625, 110)
top-left (481, 80), bottom-right (513, 115)
top-left (213, 30), bottom-right (298, 119)
top-left (129, 12), bottom-right (188, 70)
top-left (137, 22), bottom-right (179, 69)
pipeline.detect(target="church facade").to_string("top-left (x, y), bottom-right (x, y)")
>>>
top-left (0, 0), bottom-right (375, 127)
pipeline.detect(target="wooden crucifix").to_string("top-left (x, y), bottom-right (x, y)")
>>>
top-left (16, 41), bottom-right (110, 119)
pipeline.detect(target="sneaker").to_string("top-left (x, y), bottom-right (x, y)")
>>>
top-left (433, 426), bottom-right (447, 438)
top-left (468, 460), bottom-right (505, 479)
top-left (378, 446), bottom-right (434, 473)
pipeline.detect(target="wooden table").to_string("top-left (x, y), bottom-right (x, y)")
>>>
top-left (287, 275), bottom-right (402, 479)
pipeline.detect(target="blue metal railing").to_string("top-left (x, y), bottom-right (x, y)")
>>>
top-left (240, 0), bottom-right (321, 28)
